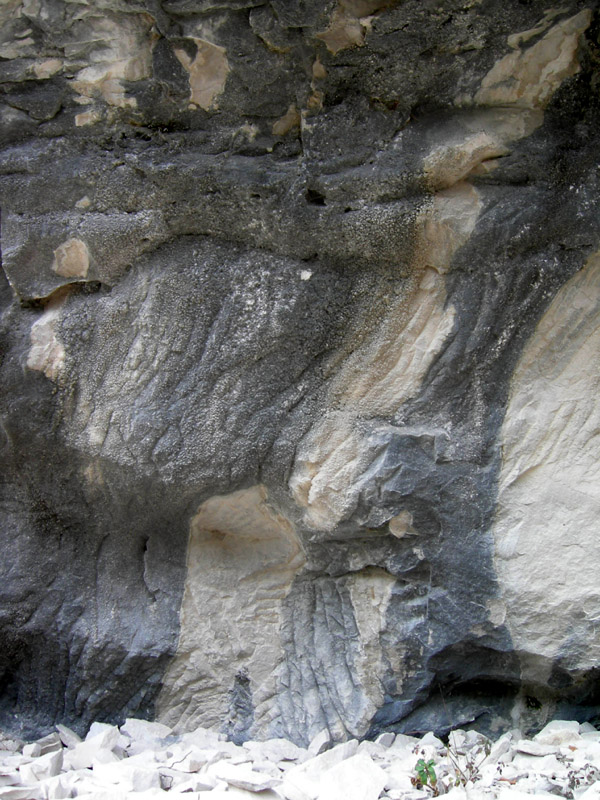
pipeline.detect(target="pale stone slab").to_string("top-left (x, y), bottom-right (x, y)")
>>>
top-left (91, 749), bottom-right (121, 766)
top-left (283, 740), bottom-right (358, 800)
top-left (199, 791), bottom-right (280, 800)
top-left (307, 730), bottom-right (331, 757)
top-left (56, 725), bottom-right (82, 749)
top-left (161, 770), bottom-right (220, 792)
top-left (120, 719), bottom-right (172, 744)
top-left (515, 739), bottom-right (556, 757)
top-left (38, 774), bottom-right (76, 800)
top-left (314, 752), bottom-right (388, 800)
top-left (177, 727), bottom-right (224, 750)
top-left (64, 731), bottom-right (119, 772)
top-left (91, 760), bottom-right (161, 792)
top-left (210, 761), bottom-right (281, 792)
top-left (0, 788), bottom-right (44, 800)
top-left (534, 719), bottom-right (581, 746)
top-left (19, 749), bottom-right (63, 783)
top-left (579, 723), bottom-right (598, 734)
top-left (0, 771), bottom-right (20, 788)
top-left (245, 738), bottom-right (307, 763)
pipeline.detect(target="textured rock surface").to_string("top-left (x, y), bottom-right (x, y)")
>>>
top-left (494, 250), bottom-right (600, 691)
top-left (1, 0), bottom-right (600, 744)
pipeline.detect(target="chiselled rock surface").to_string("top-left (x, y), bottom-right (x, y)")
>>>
top-left (1, 0), bottom-right (600, 743)
top-left (494, 250), bottom-right (600, 695)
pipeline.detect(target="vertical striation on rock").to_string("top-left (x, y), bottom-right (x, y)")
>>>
top-left (0, 0), bottom-right (600, 742)
top-left (494, 250), bottom-right (600, 720)
top-left (158, 485), bottom-right (305, 742)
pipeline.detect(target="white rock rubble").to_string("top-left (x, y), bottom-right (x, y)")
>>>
top-left (0, 718), bottom-right (599, 800)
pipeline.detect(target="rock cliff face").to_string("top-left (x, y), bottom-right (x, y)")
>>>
top-left (1, 0), bottom-right (600, 744)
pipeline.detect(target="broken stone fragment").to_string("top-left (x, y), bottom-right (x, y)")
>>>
top-left (55, 725), bottom-right (82, 750)
top-left (33, 733), bottom-right (62, 756)
top-left (63, 728), bottom-right (120, 771)
top-left (245, 738), bottom-right (307, 764)
top-left (533, 719), bottom-right (582, 747)
top-left (283, 740), bottom-right (359, 800)
top-left (0, 788), bottom-right (44, 800)
top-left (210, 761), bottom-right (282, 792)
top-left (119, 718), bottom-right (172, 745)
top-left (91, 760), bottom-right (162, 793)
top-left (315, 753), bottom-right (388, 800)
top-left (307, 729), bottom-right (331, 757)
top-left (51, 238), bottom-right (89, 279)
top-left (18, 749), bottom-right (63, 784)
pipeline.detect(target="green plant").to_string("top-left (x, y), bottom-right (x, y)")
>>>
top-left (415, 758), bottom-right (438, 791)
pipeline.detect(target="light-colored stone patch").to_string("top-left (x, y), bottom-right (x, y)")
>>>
top-left (486, 597), bottom-right (507, 627)
top-left (317, 8), bottom-right (364, 54)
top-left (493, 250), bottom-right (600, 678)
top-left (71, 12), bottom-right (154, 108)
top-left (424, 108), bottom-right (543, 190)
top-left (316, 1), bottom-right (389, 54)
top-left (474, 9), bottom-right (592, 108)
top-left (346, 568), bottom-right (396, 734)
top-left (312, 58), bottom-right (327, 81)
top-left (290, 414), bottom-right (370, 530)
top-left (237, 123), bottom-right (259, 142)
top-left (291, 183), bottom-right (482, 531)
top-left (331, 268), bottom-right (456, 415)
top-left (157, 485), bottom-right (305, 735)
top-left (415, 182), bottom-right (482, 276)
top-left (506, 7), bottom-right (566, 50)
top-left (272, 105), bottom-right (300, 137)
top-left (51, 238), bottom-right (89, 279)
top-left (27, 295), bottom-right (66, 382)
top-left (424, 132), bottom-right (509, 191)
top-left (174, 39), bottom-right (229, 111)
top-left (32, 58), bottom-right (63, 79)
top-left (388, 510), bottom-right (418, 539)
top-left (75, 110), bottom-right (102, 127)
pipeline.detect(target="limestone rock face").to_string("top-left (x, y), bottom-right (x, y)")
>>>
top-left (1, 0), bottom-right (600, 742)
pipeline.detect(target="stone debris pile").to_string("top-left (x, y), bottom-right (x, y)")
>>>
top-left (0, 718), bottom-right (599, 800)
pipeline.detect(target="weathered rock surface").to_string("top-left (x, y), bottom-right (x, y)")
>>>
top-left (1, 0), bottom-right (600, 743)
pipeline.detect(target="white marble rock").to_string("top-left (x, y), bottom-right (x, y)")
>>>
top-left (306, 729), bottom-right (331, 757)
top-left (19, 749), bottom-right (63, 784)
top-left (55, 725), bottom-right (81, 750)
top-left (210, 761), bottom-right (282, 791)
top-left (4, 716), bottom-right (600, 800)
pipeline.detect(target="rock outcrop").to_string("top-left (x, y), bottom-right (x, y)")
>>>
top-left (1, 0), bottom-right (600, 744)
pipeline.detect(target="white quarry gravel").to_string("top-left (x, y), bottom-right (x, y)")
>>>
top-left (0, 718), bottom-right (599, 800)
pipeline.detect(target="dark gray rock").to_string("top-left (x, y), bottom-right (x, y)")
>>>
top-left (1, 0), bottom-right (600, 744)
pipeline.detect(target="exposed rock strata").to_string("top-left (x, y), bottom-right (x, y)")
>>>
top-left (1, 0), bottom-right (600, 744)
